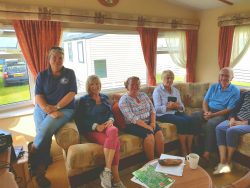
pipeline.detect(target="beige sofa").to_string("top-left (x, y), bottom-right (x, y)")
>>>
top-left (55, 82), bottom-right (250, 188)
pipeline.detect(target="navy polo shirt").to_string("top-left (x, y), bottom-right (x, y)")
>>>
top-left (35, 66), bottom-right (77, 109)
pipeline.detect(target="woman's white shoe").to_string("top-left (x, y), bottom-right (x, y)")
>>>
top-left (213, 163), bottom-right (231, 175)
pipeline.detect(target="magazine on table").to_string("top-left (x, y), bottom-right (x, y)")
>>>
top-left (132, 163), bottom-right (175, 188)
top-left (155, 154), bottom-right (185, 176)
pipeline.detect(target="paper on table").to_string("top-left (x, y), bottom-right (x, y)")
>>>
top-left (131, 176), bottom-right (174, 188)
top-left (131, 176), bottom-right (149, 188)
top-left (155, 154), bottom-right (185, 176)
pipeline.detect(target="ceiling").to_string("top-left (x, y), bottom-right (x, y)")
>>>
top-left (164, 0), bottom-right (248, 10)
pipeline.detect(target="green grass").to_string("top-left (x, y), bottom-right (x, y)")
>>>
top-left (156, 73), bottom-right (250, 87)
top-left (0, 76), bottom-right (31, 105)
top-left (232, 81), bottom-right (250, 87)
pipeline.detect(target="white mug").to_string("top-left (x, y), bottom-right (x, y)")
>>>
top-left (186, 153), bottom-right (200, 169)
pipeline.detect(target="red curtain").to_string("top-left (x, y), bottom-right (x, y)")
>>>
top-left (218, 26), bottom-right (235, 69)
top-left (186, 30), bottom-right (198, 83)
top-left (137, 27), bottom-right (158, 86)
top-left (12, 20), bottom-right (62, 79)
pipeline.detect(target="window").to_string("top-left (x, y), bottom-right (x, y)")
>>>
top-left (62, 32), bottom-right (146, 93)
top-left (94, 59), bottom-right (107, 78)
top-left (230, 25), bottom-right (250, 87)
top-left (0, 29), bottom-right (31, 107)
top-left (77, 41), bottom-right (84, 63)
top-left (156, 32), bottom-right (186, 83)
top-left (0, 29), bottom-right (147, 114)
top-left (68, 42), bottom-right (73, 62)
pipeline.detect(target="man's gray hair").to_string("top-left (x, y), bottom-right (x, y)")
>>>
top-left (219, 67), bottom-right (234, 80)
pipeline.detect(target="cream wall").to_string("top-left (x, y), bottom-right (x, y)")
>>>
top-left (196, 2), bottom-right (250, 82)
top-left (0, 0), bottom-right (198, 19)
top-left (0, 0), bottom-right (199, 31)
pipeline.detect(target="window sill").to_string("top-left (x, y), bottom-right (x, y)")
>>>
top-left (0, 104), bottom-right (34, 119)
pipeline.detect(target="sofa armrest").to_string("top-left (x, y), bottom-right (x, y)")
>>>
top-left (55, 122), bottom-right (80, 151)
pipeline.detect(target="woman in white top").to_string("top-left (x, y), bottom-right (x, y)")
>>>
top-left (153, 70), bottom-right (197, 156)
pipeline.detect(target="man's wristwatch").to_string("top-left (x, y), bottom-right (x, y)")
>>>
top-left (56, 105), bottom-right (61, 110)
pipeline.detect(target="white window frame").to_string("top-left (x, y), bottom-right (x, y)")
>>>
top-left (77, 41), bottom-right (84, 63)
top-left (156, 32), bottom-right (186, 83)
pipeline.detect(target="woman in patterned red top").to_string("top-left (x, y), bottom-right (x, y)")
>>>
top-left (119, 76), bottom-right (164, 161)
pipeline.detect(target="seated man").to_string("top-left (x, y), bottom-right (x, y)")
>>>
top-left (192, 67), bottom-right (240, 161)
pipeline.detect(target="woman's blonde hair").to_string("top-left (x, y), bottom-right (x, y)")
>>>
top-left (161, 70), bottom-right (175, 80)
top-left (124, 76), bottom-right (140, 89)
top-left (48, 46), bottom-right (64, 59)
top-left (86, 75), bottom-right (101, 94)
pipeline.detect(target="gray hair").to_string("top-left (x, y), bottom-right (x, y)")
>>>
top-left (161, 70), bottom-right (175, 80)
top-left (219, 67), bottom-right (234, 80)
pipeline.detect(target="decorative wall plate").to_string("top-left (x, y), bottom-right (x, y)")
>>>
top-left (98, 0), bottom-right (119, 7)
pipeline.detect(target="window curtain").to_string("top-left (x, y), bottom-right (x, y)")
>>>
top-left (230, 25), bottom-right (250, 67)
top-left (137, 27), bottom-right (158, 86)
top-left (12, 20), bottom-right (62, 79)
top-left (164, 31), bottom-right (187, 69)
top-left (218, 26), bottom-right (235, 69)
top-left (186, 30), bottom-right (198, 82)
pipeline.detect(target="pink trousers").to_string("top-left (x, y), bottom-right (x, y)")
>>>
top-left (84, 126), bottom-right (120, 165)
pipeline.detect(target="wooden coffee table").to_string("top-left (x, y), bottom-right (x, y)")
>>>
top-left (168, 161), bottom-right (212, 188)
top-left (135, 159), bottom-right (213, 188)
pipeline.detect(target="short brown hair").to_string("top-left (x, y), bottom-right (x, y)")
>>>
top-left (86, 75), bottom-right (101, 94)
top-left (48, 46), bottom-right (64, 59)
top-left (124, 76), bottom-right (140, 89)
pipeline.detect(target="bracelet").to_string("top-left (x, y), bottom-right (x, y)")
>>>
top-left (92, 123), bottom-right (98, 131)
top-left (108, 118), bottom-right (114, 122)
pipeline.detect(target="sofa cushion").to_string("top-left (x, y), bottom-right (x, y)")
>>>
top-left (174, 82), bottom-right (209, 108)
top-left (237, 133), bottom-right (250, 157)
top-left (55, 122), bottom-right (80, 151)
top-left (66, 143), bottom-right (104, 175)
top-left (119, 134), bottom-right (143, 158)
top-left (112, 102), bottom-right (126, 130)
top-left (157, 122), bottom-right (178, 142)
